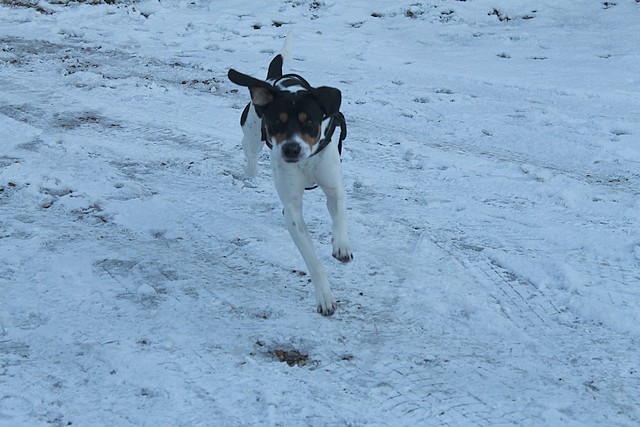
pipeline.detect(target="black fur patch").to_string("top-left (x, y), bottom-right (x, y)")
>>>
top-left (267, 54), bottom-right (283, 80)
top-left (240, 103), bottom-right (251, 126)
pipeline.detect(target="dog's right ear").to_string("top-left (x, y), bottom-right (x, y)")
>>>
top-left (312, 86), bottom-right (342, 118)
top-left (228, 69), bottom-right (276, 107)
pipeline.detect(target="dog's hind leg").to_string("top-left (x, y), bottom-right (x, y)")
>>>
top-left (242, 134), bottom-right (262, 178)
top-left (241, 105), bottom-right (264, 178)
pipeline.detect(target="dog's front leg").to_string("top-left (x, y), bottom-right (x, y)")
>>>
top-left (283, 205), bottom-right (336, 315)
top-left (316, 154), bottom-right (353, 263)
top-left (322, 183), bottom-right (353, 263)
top-left (274, 174), bottom-right (336, 316)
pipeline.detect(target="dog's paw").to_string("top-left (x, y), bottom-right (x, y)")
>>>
top-left (317, 300), bottom-right (337, 316)
top-left (332, 244), bottom-right (353, 264)
top-left (316, 291), bottom-right (337, 316)
top-left (244, 163), bottom-right (258, 179)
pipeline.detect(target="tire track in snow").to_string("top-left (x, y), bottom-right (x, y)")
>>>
top-left (374, 365), bottom-right (494, 426)
top-left (425, 228), bottom-right (561, 330)
top-left (347, 166), bottom-right (561, 333)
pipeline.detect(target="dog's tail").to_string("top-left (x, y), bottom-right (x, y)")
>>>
top-left (279, 31), bottom-right (294, 62)
top-left (267, 31), bottom-right (294, 80)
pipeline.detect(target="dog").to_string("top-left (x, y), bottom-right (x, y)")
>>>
top-left (228, 37), bottom-right (352, 316)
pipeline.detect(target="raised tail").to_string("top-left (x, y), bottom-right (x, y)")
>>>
top-left (266, 31), bottom-right (294, 80)
top-left (279, 30), bottom-right (294, 62)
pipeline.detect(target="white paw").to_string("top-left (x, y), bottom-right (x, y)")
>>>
top-left (244, 163), bottom-right (257, 179)
top-left (316, 289), bottom-right (337, 316)
top-left (332, 239), bottom-right (353, 263)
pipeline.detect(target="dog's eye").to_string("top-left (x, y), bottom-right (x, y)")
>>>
top-left (272, 120), bottom-right (285, 132)
top-left (302, 120), bottom-right (320, 138)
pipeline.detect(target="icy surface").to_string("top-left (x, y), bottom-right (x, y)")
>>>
top-left (1, 1), bottom-right (639, 425)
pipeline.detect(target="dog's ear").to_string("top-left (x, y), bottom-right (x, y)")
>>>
top-left (228, 69), bottom-right (276, 107)
top-left (248, 86), bottom-right (275, 107)
top-left (312, 86), bottom-right (342, 117)
top-left (266, 54), bottom-right (283, 80)
top-left (228, 68), bottom-right (269, 88)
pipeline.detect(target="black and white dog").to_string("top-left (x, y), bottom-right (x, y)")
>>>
top-left (228, 37), bottom-right (352, 316)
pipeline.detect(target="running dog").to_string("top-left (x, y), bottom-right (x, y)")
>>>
top-left (228, 38), bottom-right (352, 316)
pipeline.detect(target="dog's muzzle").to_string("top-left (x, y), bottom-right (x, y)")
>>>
top-left (281, 142), bottom-right (302, 162)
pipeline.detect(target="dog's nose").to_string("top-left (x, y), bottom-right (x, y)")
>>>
top-left (281, 142), bottom-right (301, 160)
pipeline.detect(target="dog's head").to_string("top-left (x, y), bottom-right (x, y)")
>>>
top-left (229, 67), bottom-right (341, 163)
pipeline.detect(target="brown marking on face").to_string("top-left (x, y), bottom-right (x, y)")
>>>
top-left (266, 128), bottom-right (287, 145)
top-left (298, 112), bottom-right (308, 123)
top-left (298, 125), bottom-right (322, 150)
top-left (279, 112), bottom-right (288, 123)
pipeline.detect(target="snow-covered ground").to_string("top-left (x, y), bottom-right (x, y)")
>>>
top-left (1, 0), bottom-right (639, 425)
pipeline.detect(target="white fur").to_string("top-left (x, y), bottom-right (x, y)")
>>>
top-left (279, 31), bottom-right (294, 62)
top-left (274, 81), bottom-right (306, 93)
top-left (241, 106), bottom-right (263, 178)
top-left (241, 107), bottom-right (352, 316)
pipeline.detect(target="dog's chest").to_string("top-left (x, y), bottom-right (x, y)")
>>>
top-left (271, 152), bottom-right (323, 190)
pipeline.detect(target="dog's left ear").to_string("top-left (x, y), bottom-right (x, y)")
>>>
top-left (228, 69), bottom-right (277, 107)
top-left (312, 86), bottom-right (342, 118)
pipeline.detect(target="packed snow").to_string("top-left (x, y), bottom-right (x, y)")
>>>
top-left (1, 0), bottom-right (639, 425)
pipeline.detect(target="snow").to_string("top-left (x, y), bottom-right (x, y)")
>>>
top-left (1, 0), bottom-right (639, 425)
